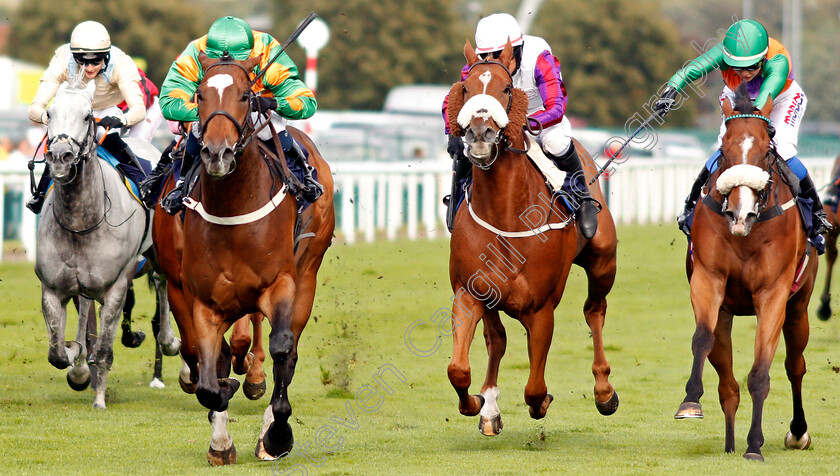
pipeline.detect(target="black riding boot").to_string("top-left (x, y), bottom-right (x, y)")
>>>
top-left (160, 150), bottom-right (197, 215)
top-left (285, 140), bottom-right (323, 202)
top-left (100, 133), bottom-right (146, 184)
top-left (444, 153), bottom-right (471, 232)
top-left (549, 144), bottom-right (599, 239)
top-left (799, 173), bottom-right (832, 237)
top-left (139, 140), bottom-right (177, 208)
top-left (26, 164), bottom-right (52, 214)
top-left (676, 166), bottom-right (710, 236)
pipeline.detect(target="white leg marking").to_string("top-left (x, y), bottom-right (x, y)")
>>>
top-left (209, 410), bottom-right (233, 451)
top-left (480, 386), bottom-right (501, 418)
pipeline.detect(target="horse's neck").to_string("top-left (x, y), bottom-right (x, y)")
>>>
top-left (471, 151), bottom-right (545, 223)
top-left (53, 155), bottom-right (104, 225)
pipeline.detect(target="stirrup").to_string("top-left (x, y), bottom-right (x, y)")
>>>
top-left (161, 184), bottom-right (185, 215)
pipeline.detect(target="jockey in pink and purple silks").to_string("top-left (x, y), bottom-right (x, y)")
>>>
top-left (442, 13), bottom-right (600, 239)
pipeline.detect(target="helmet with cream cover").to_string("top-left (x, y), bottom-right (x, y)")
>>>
top-left (474, 13), bottom-right (523, 55)
top-left (70, 21), bottom-right (111, 56)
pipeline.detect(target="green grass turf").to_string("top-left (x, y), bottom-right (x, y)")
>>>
top-left (1, 223), bottom-right (839, 475)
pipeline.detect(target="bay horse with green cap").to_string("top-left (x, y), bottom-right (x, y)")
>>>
top-left (675, 83), bottom-right (816, 462)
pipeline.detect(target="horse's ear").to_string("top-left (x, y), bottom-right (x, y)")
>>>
top-left (244, 54), bottom-right (262, 72)
top-left (758, 95), bottom-right (773, 118)
top-left (498, 41), bottom-right (514, 73)
top-left (84, 79), bottom-right (96, 98)
top-left (464, 41), bottom-right (479, 66)
top-left (447, 82), bottom-right (465, 137)
top-left (198, 51), bottom-right (213, 70)
top-left (720, 97), bottom-right (734, 117)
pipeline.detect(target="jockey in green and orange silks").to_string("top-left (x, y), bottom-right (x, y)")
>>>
top-left (152, 16), bottom-right (322, 214)
top-left (654, 19), bottom-right (829, 246)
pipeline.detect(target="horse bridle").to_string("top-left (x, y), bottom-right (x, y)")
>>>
top-left (461, 60), bottom-right (530, 169)
top-left (717, 114), bottom-right (776, 213)
top-left (45, 104), bottom-right (97, 173)
top-left (198, 59), bottom-right (258, 157)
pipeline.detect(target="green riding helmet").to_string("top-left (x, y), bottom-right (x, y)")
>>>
top-left (206, 16), bottom-right (254, 60)
top-left (721, 19), bottom-right (768, 68)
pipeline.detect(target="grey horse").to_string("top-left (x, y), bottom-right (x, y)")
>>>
top-left (34, 80), bottom-right (179, 409)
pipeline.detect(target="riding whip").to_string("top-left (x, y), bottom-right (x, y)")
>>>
top-left (250, 12), bottom-right (319, 88)
top-left (588, 110), bottom-right (660, 185)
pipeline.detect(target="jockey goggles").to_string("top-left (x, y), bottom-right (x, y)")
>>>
top-left (730, 59), bottom-right (764, 72)
top-left (73, 53), bottom-right (107, 66)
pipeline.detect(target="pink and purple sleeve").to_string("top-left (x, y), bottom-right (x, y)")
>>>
top-left (442, 64), bottom-right (471, 135)
top-left (530, 51), bottom-right (567, 128)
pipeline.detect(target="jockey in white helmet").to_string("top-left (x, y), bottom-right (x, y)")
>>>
top-left (443, 13), bottom-right (600, 239)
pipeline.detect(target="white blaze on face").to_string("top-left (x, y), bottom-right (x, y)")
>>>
top-left (207, 74), bottom-right (234, 103)
top-left (479, 71), bottom-right (492, 94)
top-left (740, 136), bottom-right (754, 164)
top-left (737, 185), bottom-right (757, 222)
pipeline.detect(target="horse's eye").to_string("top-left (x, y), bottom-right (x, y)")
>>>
top-left (241, 93), bottom-right (249, 102)
top-left (504, 85), bottom-right (511, 93)
top-left (195, 91), bottom-right (203, 101)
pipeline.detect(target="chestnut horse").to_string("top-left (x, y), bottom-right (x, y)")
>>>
top-left (445, 41), bottom-right (619, 436)
top-left (816, 154), bottom-right (840, 321)
top-left (152, 53), bottom-right (334, 465)
top-left (676, 85), bottom-right (815, 461)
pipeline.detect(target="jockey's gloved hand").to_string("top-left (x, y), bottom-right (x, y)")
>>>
top-left (654, 87), bottom-right (679, 117)
top-left (447, 135), bottom-right (465, 159)
top-left (251, 96), bottom-right (277, 113)
top-left (99, 116), bottom-right (124, 130)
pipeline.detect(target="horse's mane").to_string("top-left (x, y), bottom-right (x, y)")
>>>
top-left (447, 77), bottom-right (529, 147)
top-left (733, 83), bottom-right (755, 114)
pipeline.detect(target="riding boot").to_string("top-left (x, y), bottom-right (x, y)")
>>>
top-left (549, 144), bottom-right (599, 239)
top-left (799, 173), bottom-right (832, 237)
top-left (160, 150), bottom-right (196, 215)
top-left (285, 140), bottom-right (323, 202)
top-left (100, 133), bottom-right (145, 176)
top-left (26, 165), bottom-right (52, 214)
top-left (676, 166), bottom-right (710, 236)
top-left (444, 153), bottom-right (471, 232)
top-left (139, 140), bottom-right (177, 208)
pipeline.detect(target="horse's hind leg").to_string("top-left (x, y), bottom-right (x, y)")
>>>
top-left (581, 261), bottom-right (619, 415)
top-left (152, 272), bottom-right (180, 356)
top-left (244, 314), bottom-right (267, 400)
top-left (521, 306), bottom-right (555, 420)
top-left (230, 315), bottom-right (254, 375)
top-left (818, 224), bottom-right (838, 320)
top-left (478, 310), bottom-right (505, 436)
top-left (783, 293), bottom-right (812, 451)
top-left (707, 311), bottom-right (739, 453)
top-left (149, 297), bottom-right (165, 388)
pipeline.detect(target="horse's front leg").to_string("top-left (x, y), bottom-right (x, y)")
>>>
top-left (42, 288), bottom-right (77, 370)
top-left (67, 296), bottom-right (94, 391)
top-left (447, 287), bottom-right (486, 419)
top-left (676, 268), bottom-right (725, 419)
top-left (742, 290), bottom-right (789, 461)
top-left (783, 290), bottom-right (812, 452)
top-left (521, 306), bottom-right (555, 420)
top-left (89, 276), bottom-right (131, 409)
top-left (152, 272), bottom-right (180, 356)
top-left (256, 275), bottom-right (298, 460)
top-left (479, 310), bottom-right (505, 436)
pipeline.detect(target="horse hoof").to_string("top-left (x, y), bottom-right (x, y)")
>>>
top-left (121, 330), bottom-right (146, 348)
top-left (243, 379), bottom-right (267, 400)
top-left (149, 378), bottom-right (165, 389)
top-left (742, 452), bottom-right (764, 462)
top-left (674, 401), bottom-right (704, 419)
top-left (478, 414), bottom-right (503, 436)
top-left (817, 300), bottom-right (832, 321)
top-left (261, 422), bottom-right (294, 459)
top-left (66, 370), bottom-right (91, 391)
top-left (196, 387), bottom-right (225, 411)
top-left (528, 394), bottom-right (554, 420)
top-left (785, 431), bottom-right (811, 450)
top-left (459, 394), bottom-right (485, 417)
top-left (595, 390), bottom-right (620, 416)
top-left (160, 338), bottom-right (181, 357)
top-left (179, 376), bottom-right (197, 394)
top-left (207, 443), bottom-right (237, 466)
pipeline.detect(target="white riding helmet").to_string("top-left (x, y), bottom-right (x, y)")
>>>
top-left (70, 21), bottom-right (111, 57)
top-left (475, 13), bottom-right (524, 55)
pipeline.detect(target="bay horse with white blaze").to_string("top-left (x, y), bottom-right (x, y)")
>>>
top-left (445, 41), bottom-right (619, 435)
top-left (676, 84), bottom-right (815, 461)
top-left (152, 52), bottom-right (334, 465)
